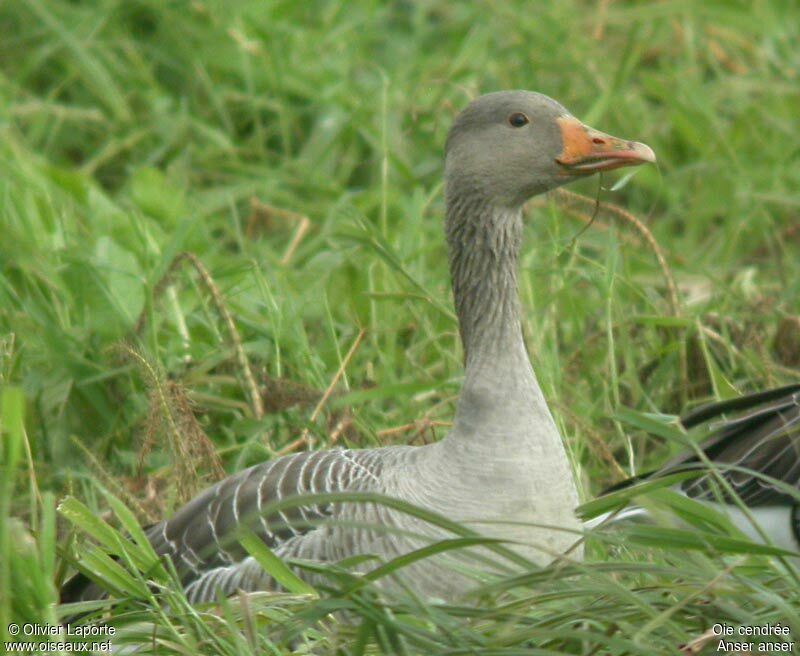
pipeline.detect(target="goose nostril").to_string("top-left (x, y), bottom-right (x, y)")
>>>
top-left (592, 137), bottom-right (606, 145)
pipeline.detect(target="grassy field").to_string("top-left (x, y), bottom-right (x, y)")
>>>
top-left (1, 0), bottom-right (799, 653)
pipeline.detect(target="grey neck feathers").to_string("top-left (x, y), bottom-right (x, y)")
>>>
top-left (446, 193), bottom-right (524, 364)
top-left (446, 191), bottom-right (543, 432)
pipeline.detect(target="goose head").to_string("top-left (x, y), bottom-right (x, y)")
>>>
top-left (445, 91), bottom-right (655, 209)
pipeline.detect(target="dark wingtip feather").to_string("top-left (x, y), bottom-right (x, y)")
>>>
top-left (601, 383), bottom-right (800, 502)
top-left (680, 383), bottom-right (800, 429)
top-left (59, 570), bottom-right (94, 605)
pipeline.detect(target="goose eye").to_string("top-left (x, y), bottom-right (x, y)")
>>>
top-left (508, 112), bottom-right (529, 127)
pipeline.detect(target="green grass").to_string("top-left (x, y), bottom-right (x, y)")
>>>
top-left (1, 0), bottom-right (799, 653)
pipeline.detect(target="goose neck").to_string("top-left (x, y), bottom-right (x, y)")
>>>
top-left (446, 196), bottom-right (527, 369)
top-left (446, 195), bottom-right (544, 428)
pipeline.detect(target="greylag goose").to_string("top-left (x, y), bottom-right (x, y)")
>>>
top-left (587, 383), bottom-right (800, 552)
top-left (62, 91), bottom-right (655, 605)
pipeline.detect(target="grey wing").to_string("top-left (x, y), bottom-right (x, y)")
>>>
top-left (675, 385), bottom-right (800, 506)
top-left (146, 448), bottom-right (384, 602)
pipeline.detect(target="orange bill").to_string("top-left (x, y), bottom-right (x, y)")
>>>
top-left (556, 116), bottom-right (656, 175)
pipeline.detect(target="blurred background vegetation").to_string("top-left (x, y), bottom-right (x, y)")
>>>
top-left (1, 0), bottom-right (798, 653)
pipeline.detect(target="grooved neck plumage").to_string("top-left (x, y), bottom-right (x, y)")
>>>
top-left (445, 188), bottom-right (544, 434)
top-left (446, 192), bottom-right (525, 367)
